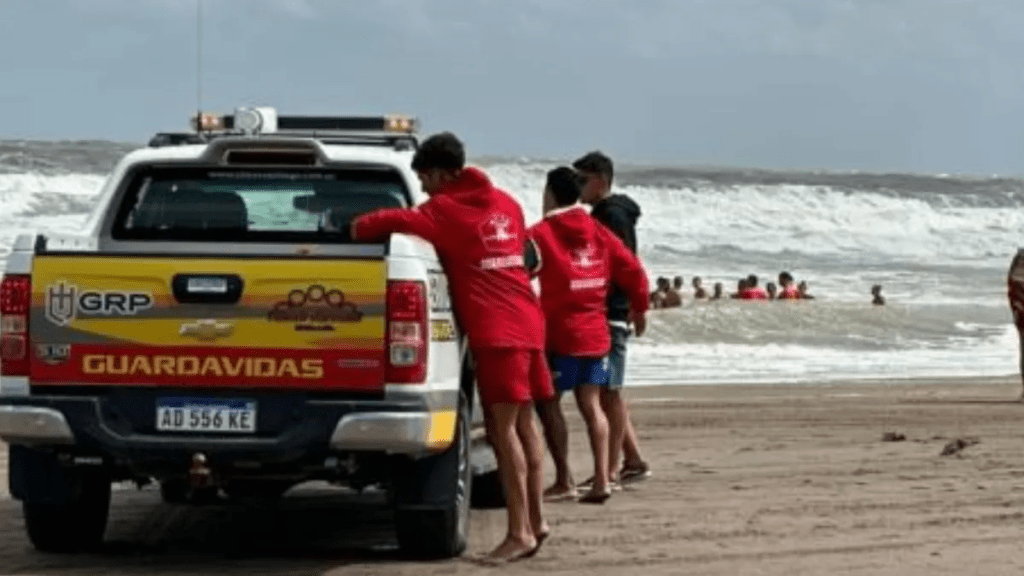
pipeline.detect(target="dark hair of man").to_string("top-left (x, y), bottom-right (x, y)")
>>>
top-left (411, 132), bottom-right (465, 172)
top-left (572, 151), bottom-right (614, 184)
top-left (546, 166), bottom-right (583, 207)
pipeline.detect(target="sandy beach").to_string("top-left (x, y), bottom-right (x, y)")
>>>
top-left (3, 376), bottom-right (1024, 575)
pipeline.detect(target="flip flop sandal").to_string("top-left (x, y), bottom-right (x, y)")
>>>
top-left (578, 489), bottom-right (612, 505)
top-left (619, 463), bottom-right (652, 484)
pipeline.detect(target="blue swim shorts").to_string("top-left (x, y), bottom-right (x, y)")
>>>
top-left (548, 355), bottom-right (611, 393)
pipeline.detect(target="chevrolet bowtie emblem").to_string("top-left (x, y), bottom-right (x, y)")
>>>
top-left (179, 319), bottom-right (234, 341)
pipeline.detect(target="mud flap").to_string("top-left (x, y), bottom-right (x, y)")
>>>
top-left (9, 445), bottom-right (87, 504)
top-left (393, 393), bottom-right (471, 558)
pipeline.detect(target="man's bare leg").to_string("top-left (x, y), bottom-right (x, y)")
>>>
top-left (536, 396), bottom-right (575, 498)
top-left (618, 401), bottom-right (651, 482)
top-left (485, 402), bottom-right (537, 560)
top-left (1018, 337), bottom-right (1024, 401)
top-left (621, 406), bottom-right (647, 469)
top-left (600, 389), bottom-right (626, 484)
top-left (516, 406), bottom-right (549, 539)
top-left (575, 384), bottom-right (611, 501)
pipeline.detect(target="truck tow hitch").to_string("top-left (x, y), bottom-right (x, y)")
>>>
top-left (189, 453), bottom-right (213, 489)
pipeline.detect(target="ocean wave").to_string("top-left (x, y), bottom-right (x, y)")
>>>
top-left (485, 164), bottom-right (1024, 269)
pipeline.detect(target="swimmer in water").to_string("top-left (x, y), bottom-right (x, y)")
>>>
top-left (742, 274), bottom-right (769, 300)
top-left (731, 278), bottom-right (748, 299)
top-left (798, 280), bottom-right (815, 300)
top-left (650, 277), bottom-right (669, 308)
top-left (766, 282), bottom-right (778, 300)
top-left (692, 276), bottom-right (708, 299)
top-left (710, 282), bottom-right (724, 300)
top-left (871, 284), bottom-right (885, 305)
top-left (777, 271), bottom-right (800, 300)
top-left (662, 277), bottom-right (682, 308)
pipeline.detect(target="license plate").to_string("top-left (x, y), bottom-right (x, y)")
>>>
top-left (187, 277), bottom-right (228, 294)
top-left (156, 398), bottom-right (256, 433)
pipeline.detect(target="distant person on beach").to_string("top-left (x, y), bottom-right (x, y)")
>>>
top-left (710, 282), bottom-right (724, 300)
top-left (574, 150), bottom-right (652, 486)
top-left (871, 285), bottom-right (885, 306)
top-left (692, 276), bottom-right (708, 299)
top-left (1006, 251), bottom-right (1024, 398)
top-left (777, 271), bottom-right (800, 300)
top-left (766, 282), bottom-right (778, 300)
top-left (528, 166), bottom-right (649, 504)
top-left (741, 274), bottom-right (769, 300)
top-left (798, 280), bottom-right (815, 300)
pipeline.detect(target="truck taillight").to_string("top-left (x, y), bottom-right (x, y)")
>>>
top-left (386, 280), bottom-right (427, 383)
top-left (0, 274), bottom-right (31, 376)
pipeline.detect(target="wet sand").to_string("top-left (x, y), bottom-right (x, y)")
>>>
top-left (3, 376), bottom-right (1024, 575)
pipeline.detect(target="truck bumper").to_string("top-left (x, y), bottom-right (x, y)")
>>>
top-left (0, 392), bottom-right (456, 477)
top-left (0, 405), bottom-right (76, 445)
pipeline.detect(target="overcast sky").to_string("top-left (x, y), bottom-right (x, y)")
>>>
top-left (1, 0), bottom-right (1022, 174)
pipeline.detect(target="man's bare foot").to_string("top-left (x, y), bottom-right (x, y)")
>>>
top-left (542, 483), bottom-right (577, 502)
top-left (521, 524), bottom-right (550, 558)
top-left (477, 535), bottom-right (537, 564)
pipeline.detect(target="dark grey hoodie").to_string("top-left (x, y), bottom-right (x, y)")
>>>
top-left (590, 193), bottom-right (642, 323)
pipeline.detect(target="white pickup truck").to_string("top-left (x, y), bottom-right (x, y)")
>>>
top-left (0, 108), bottom-right (500, 558)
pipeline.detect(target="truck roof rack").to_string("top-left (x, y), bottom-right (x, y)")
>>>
top-left (148, 107), bottom-right (419, 152)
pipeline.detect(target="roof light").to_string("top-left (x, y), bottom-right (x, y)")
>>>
top-left (191, 112), bottom-right (226, 132)
top-left (188, 108), bottom-right (417, 136)
top-left (384, 115), bottom-right (417, 133)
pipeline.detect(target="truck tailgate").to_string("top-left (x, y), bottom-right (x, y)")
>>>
top-left (29, 255), bottom-right (386, 392)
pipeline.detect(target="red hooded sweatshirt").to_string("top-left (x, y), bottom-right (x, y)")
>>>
top-left (778, 285), bottom-right (800, 300)
top-left (528, 206), bottom-right (650, 357)
top-left (352, 167), bottom-right (544, 350)
top-left (740, 287), bottom-right (769, 300)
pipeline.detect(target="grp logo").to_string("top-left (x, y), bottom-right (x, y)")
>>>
top-left (45, 281), bottom-right (154, 326)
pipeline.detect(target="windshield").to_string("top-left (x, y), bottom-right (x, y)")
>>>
top-left (110, 166), bottom-right (410, 242)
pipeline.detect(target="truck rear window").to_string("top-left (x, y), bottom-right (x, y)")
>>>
top-left (110, 166), bottom-right (410, 242)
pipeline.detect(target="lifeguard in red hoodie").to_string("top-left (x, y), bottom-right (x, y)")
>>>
top-left (527, 167), bottom-right (650, 504)
top-left (777, 271), bottom-right (801, 300)
top-left (740, 274), bottom-right (770, 300)
top-left (351, 133), bottom-right (550, 563)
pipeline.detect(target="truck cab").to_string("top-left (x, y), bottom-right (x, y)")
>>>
top-left (0, 108), bottom-right (499, 558)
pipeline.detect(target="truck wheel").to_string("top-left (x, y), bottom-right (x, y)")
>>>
top-left (393, 393), bottom-right (472, 558)
top-left (471, 469), bottom-right (506, 509)
top-left (23, 470), bottom-right (111, 553)
top-left (160, 479), bottom-right (188, 504)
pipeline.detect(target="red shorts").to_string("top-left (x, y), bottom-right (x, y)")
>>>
top-left (473, 347), bottom-right (555, 405)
